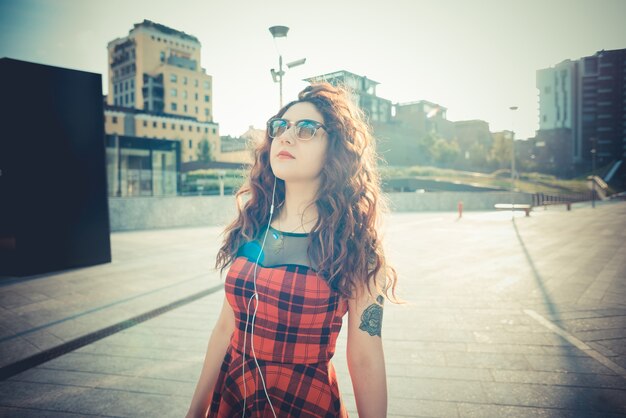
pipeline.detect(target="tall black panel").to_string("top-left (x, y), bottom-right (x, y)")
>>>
top-left (0, 58), bottom-right (111, 276)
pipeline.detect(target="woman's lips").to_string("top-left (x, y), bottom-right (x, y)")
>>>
top-left (277, 152), bottom-right (295, 159)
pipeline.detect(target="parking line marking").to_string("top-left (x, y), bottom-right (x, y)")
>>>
top-left (524, 309), bottom-right (626, 379)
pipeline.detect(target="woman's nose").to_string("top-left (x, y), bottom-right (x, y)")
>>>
top-left (279, 127), bottom-right (295, 143)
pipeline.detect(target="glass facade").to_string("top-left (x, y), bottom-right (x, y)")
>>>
top-left (105, 135), bottom-right (180, 197)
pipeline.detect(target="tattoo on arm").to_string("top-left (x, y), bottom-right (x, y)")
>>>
top-left (358, 295), bottom-right (384, 337)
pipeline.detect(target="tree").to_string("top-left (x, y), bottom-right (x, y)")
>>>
top-left (432, 137), bottom-right (460, 167)
top-left (197, 138), bottom-right (213, 162)
top-left (488, 134), bottom-right (512, 169)
top-left (416, 133), bottom-right (436, 165)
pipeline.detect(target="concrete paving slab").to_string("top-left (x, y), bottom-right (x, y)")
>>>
top-left (1, 201), bottom-right (625, 417)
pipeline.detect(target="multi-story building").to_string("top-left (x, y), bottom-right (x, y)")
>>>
top-left (537, 60), bottom-right (579, 133)
top-left (218, 126), bottom-right (263, 164)
top-left (536, 59), bottom-right (579, 176)
top-left (579, 49), bottom-right (625, 180)
top-left (104, 103), bottom-right (218, 163)
top-left (106, 20), bottom-right (219, 163)
top-left (303, 70), bottom-right (393, 124)
top-left (536, 48), bottom-right (625, 186)
top-left (453, 120), bottom-right (493, 168)
top-left (393, 100), bottom-right (456, 140)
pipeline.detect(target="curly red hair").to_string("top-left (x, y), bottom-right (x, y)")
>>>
top-left (215, 82), bottom-right (403, 304)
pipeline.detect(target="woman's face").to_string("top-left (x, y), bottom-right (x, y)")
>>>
top-left (269, 102), bottom-right (328, 183)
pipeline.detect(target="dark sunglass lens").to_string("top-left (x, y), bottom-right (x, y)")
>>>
top-left (269, 119), bottom-right (287, 137)
top-left (297, 121), bottom-right (317, 139)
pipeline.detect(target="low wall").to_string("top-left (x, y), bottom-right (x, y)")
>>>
top-left (388, 191), bottom-right (532, 212)
top-left (108, 191), bottom-right (533, 232)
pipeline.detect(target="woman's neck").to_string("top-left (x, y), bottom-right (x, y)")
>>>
top-left (273, 181), bottom-right (320, 232)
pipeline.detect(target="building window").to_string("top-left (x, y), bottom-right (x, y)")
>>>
top-left (114, 84), bottom-right (118, 94)
top-left (188, 125), bottom-right (192, 131)
top-left (204, 80), bottom-right (210, 89)
top-left (171, 102), bottom-right (177, 111)
top-left (195, 106), bottom-right (198, 114)
top-left (160, 51), bottom-right (165, 62)
top-left (212, 128), bottom-right (216, 134)
top-left (130, 79), bottom-right (134, 88)
top-left (184, 104), bottom-right (188, 112)
top-left (130, 92), bottom-right (134, 102)
top-left (180, 124), bottom-right (184, 131)
top-left (204, 127), bottom-right (208, 133)
top-left (204, 108), bottom-right (209, 116)
top-left (204, 95), bottom-right (209, 102)
top-left (183, 90), bottom-right (188, 99)
top-left (194, 79), bottom-right (198, 87)
top-left (194, 92), bottom-right (198, 100)
top-left (162, 122), bottom-right (166, 128)
top-left (143, 120), bottom-right (147, 127)
top-left (112, 116), bottom-right (118, 123)
top-left (183, 76), bottom-right (188, 85)
top-left (196, 126), bottom-right (200, 132)
top-left (153, 121), bottom-right (157, 128)
top-left (170, 88), bottom-right (177, 97)
top-left (171, 123), bottom-right (175, 129)
top-left (170, 73), bottom-right (177, 82)
top-left (188, 139), bottom-right (192, 148)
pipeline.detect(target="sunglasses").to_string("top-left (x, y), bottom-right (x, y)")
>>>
top-left (266, 118), bottom-right (327, 141)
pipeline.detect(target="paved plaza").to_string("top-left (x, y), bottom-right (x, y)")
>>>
top-left (0, 201), bottom-right (625, 417)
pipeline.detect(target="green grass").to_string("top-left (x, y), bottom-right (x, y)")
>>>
top-left (379, 165), bottom-right (595, 194)
top-left (185, 165), bottom-right (601, 195)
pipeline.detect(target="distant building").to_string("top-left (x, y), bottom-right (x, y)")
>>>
top-left (579, 49), bottom-right (625, 179)
top-left (105, 20), bottom-right (220, 163)
top-left (537, 60), bottom-right (578, 132)
top-left (303, 70), bottom-right (392, 124)
top-left (105, 134), bottom-right (181, 197)
top-left (299, 71), bottom-right (514, 173)
top-left (393, 100), bottom-right (455, 140)
top-left (376, 100), bottom-right (456, 166)
top-left (536, 48), bottom-right (625, 186)
top-left (104, 101), bottom-right (218, 163)
top-left (219, 126), bottom-right (264, 164)
top-left (452, 120), bottom-right (493, 169)
top-left (533, 129), bottom-right (575, 177)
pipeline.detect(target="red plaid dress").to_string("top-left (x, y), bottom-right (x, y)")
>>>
top-left (207, 228), bottom-right (350, 417)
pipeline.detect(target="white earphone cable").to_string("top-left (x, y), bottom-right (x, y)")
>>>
top-left (241, 177), bottom-right (278, 418)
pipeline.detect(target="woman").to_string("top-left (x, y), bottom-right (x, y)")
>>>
top-left (186, 82), bottom-right (403, 418)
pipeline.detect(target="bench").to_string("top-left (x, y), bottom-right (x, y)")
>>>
top-left (494, 203), bottom-right (532, 216)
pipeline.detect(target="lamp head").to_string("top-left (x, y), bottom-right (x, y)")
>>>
top-left (269, 26), bottom-right (289, 38)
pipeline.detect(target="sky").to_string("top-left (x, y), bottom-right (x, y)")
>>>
top-left (1, 0), bottom-right (625, 140)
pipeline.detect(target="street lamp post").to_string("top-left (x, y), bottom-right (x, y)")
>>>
top-left (590, 137), bottom-right (597, 208)
top-left (269, 26), bottom-right (306, 109)
top-left (509, 106), bottom-right (518, 220)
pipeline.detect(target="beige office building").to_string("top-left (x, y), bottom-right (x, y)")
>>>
top-left (106, 20), bottom-right (219, 162)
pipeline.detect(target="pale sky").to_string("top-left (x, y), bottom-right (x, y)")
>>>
top-left (1, 0), bottom-right (625, 140)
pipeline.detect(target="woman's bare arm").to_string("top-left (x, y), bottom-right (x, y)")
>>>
top-left (346, 270), bottom-right (388, 418)
top-left (186, 293), bottom-right (236, 418)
